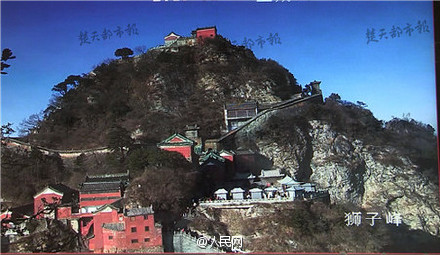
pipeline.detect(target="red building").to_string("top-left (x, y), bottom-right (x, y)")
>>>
top-left (33, 183), bottom-right (79, 219)
top-left (160, 27), bottom-right (217, 49)
top-left (86, 200), bottom-right (162, 253)
top-left (33, 173), bottom-right (162, 253)
top-left (220, 150), bottom-right (236, 178)
top-left (157, 133), bottom-right (196, 162)
top-left (79, 172), bottom-right (129, 213)
top-left (192, 26), bottom-right (217, 42)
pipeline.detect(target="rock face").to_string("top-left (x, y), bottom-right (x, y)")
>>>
top-left (9, 219), bottom-right (85, 253)
top-left (255, 119), bottom-right (440, 236)
top-left (189, 202), bottom-right (393, 252)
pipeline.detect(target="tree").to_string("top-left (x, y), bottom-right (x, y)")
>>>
top-left (18, 113), bottom-right (43, 136)
top-left (1, 48), bottom-right (16, 75)
top-left (1, 122), bottom-right (15, 138)
top-left (52, 75), bottom-right (81, 96)
top-left (327, 93), bottom-right (341, 102)
top-left (126, 148), bottom-right (197, 253)
top-left (127, 164), bottom-right (198, 237)
top-left (114, 47), bottom-right (134, 60)
top-left (107, 125), bottom-right (133, 160)
top-left (127, 147), bottom-right (193, 177)
top-left (129, 166), bottom-right (196, 212)
top-left (356, 101), bottom-right (368, 108)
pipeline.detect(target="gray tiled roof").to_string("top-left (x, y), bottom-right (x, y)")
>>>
top-left (102, 223), bottom-right (125, 231)
top-left (49, 183), bottom-right (79, 204)
top-left (125, 207), bottom-right (154, 217)
top-left (85, 172), bottom-right (130, 183)
top-left (80, 182), bottom-right (121, 193)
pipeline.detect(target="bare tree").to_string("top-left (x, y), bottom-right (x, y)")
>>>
top-left (19, 112), bottom-right (43, 136)
top-left (134, 45), bottom-right (147, 55)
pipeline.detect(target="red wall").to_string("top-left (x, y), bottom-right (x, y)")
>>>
top-left (162, 146), bottom-right (192, 161)
top-left (89, 210), bottom-right (120, 251)
top-left (221, 154), bottom-right (234, 162)
top-left (196, 28), bottom-right (216, 40)
top-left (57, 207), bottom-right (72, 219)
top-left (90, 210), bottom-right (162, 253)
top-left (123, 214), bottom-right (162, 250)
top-left (102, 228), bottom-right (126, 253)
top-left (80, 216), bottom-right (94, 237)
top-left (170, 137), bottom-right (184, 142)
top-left (80, 191), bottom-right (121, 208)
top-left (34, 193), bottom-right (63, 218)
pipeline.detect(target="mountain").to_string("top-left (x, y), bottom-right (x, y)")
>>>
top-left (226, 96), bottom-right (439, 239)
top-left (2, 31), bottom-right (438, 252)
top-left (186, 97), bottom-right (439, 252)
top-left (23, 35), bottom-right (301, 149)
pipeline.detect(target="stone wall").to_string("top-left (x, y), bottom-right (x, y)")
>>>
top-left (220, 94), bottom-right (323, 150)
top-left (173, 232), bottom-right (223, 253)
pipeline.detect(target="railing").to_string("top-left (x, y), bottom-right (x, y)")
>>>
top-left (199, 197), bottom-right (293, 206)
top-left (199, 190), bottom-right (330, 206)
top-left (218, 94), bottom-right (323, 142)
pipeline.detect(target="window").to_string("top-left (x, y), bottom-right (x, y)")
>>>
top-left (131, 227), bottom-right (137, 233)
top-left (144, 238), bottom-right (150, 242)
top-left (131, 239), bottom-right (138, 244)
top-left (108, 236), bottom-right (113, 240)
top-left (145, 226), bottom-right (149, 232)
top-left (143, 215), bottom-right (148, 220)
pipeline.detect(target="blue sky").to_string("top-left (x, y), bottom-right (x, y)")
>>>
top-left (1, 1), bottom-right (436, 135)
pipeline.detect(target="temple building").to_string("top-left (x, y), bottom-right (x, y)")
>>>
top-left (33, 172), bottom-right (162, 253)
top-left (79, 172), bottom-right (129, 214)
top-left (157, 133), bottom-right (196, 162)
top-left (33, 183), bottom-right (79, 220)
top-left (85, 200), bottom-right (162, 253)
top-left (159, 26), bottom-right (217, 50)
top-left (224, 101), bottom-right (258, 131)
top-left (192, 26), bottom-right (217, 42)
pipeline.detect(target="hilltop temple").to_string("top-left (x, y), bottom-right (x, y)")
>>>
top-left (152, 26), bottom-right (217, 51)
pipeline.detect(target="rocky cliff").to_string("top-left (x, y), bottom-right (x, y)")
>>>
top-left (307, 120), bottom-right (439, 236)
top-left (233, 98), bottom-right (439, 238)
